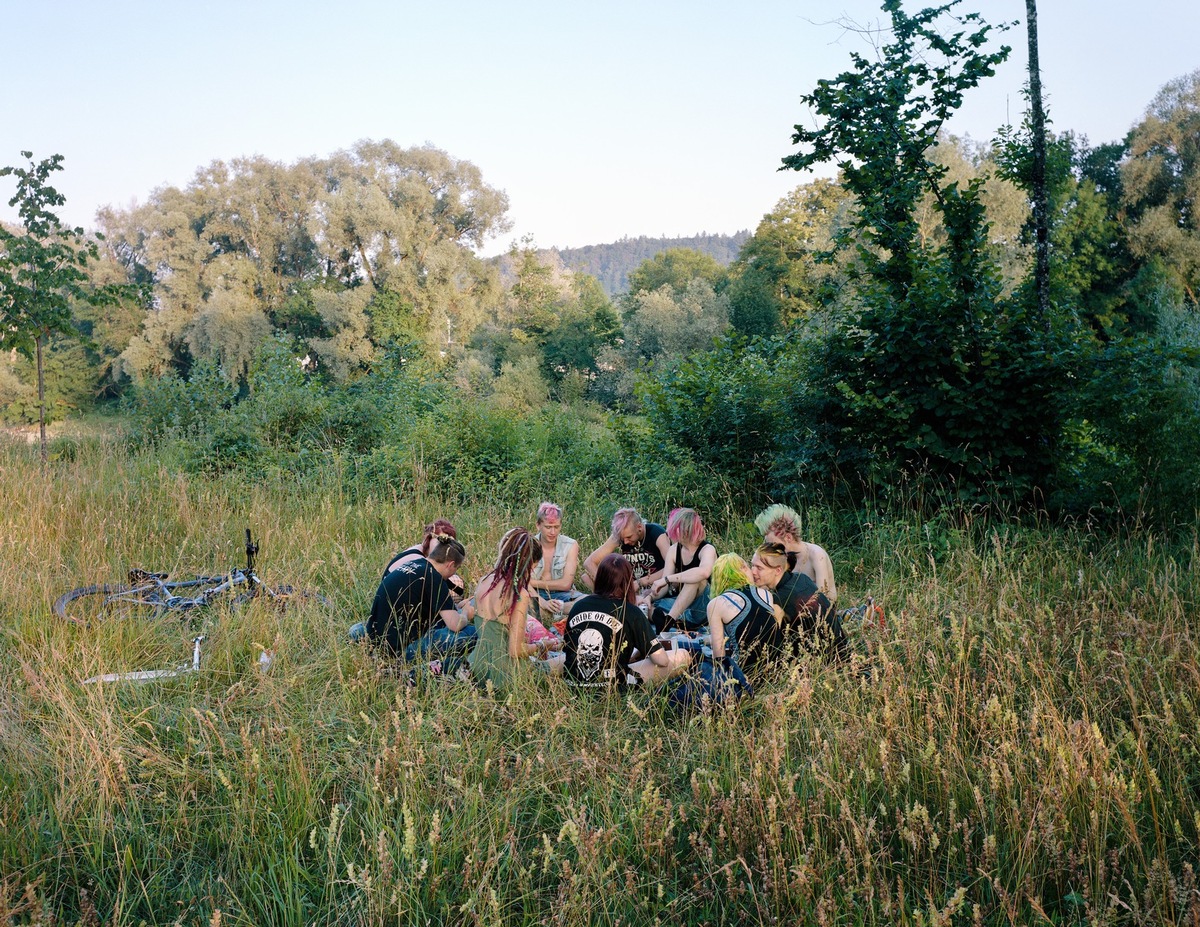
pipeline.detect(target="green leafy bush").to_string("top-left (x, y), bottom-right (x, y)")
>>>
top-left (1054, 309), bottom-right (1200, 522)
top-left (122, 360), bottom-right (239, 444)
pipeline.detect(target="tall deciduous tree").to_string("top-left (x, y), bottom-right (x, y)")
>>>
top-left (782, 1), bottom-right (1061, 498)
top-left (727, 178), bottom-right (853, 335)
top-left (1024, 0), bottom-right (1051, 325)
top-left (1121, 69), bottom-right (1200, 306)
top-left (100, 141), bottom-right (509, 380)
top-left (0, 152), bottom-right (127, 461)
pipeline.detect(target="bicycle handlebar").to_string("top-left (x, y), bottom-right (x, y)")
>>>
top-left (245, 528), bottom-right (258, 574)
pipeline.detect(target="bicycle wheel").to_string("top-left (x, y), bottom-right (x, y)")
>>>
top-left (54, 575), bottom-right (226, 624)
top-left (53, 584), bottom-right (164, 624)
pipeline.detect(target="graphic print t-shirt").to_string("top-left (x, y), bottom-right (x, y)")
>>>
top-left (382, 545), bottom-right (423, 579)
top-left (367, 557), bottom-right (454, 655)
top-left (563, 594), bottom-right (660, 689)
top-left (619, 522), bottom-right (666, 581)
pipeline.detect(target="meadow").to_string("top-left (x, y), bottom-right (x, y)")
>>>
top-left (1, 430), bottom-right (1197, 926)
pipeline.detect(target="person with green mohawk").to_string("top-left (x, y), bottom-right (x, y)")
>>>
top-left (753, 504), bottom-right (837, 606)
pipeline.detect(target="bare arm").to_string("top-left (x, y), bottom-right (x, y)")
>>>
top-left (664, 544), bottom-right (717, 586)
top-left (807, 543), bottom-right (837, 604)
top-left (707, 595), bottom-right (734, 660)
top-left (507, 592), bottom-right (533, 659)
top-left (636, 531), bottom-right (673, 589)
top-left (507, 589), bottom-right (559, 657)
top-left (440, 605), bottom-right (472, 633)
top-left (649, 640), bottom-right (672, 667)
top-left (583, 534), bottom-right (619, 586)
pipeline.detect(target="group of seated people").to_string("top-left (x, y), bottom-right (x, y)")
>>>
top-left (355, 502), bottom-right (847, 704)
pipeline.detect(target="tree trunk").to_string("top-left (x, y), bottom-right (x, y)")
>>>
top-left (1026, 0), bottom-right (1051, 328)
top-left (36, 332), bottom-right (47, 465)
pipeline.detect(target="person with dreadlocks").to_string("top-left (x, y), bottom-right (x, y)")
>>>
top-left (468, 527), bottom-right (560, 693)
top-left (753, 504), bottom-right (838, 605)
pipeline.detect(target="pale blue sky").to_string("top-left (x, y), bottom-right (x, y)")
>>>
top-left (2, 1), bottom-right (1197, 256)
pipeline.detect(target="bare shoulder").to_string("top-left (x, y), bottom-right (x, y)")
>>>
top-left (806, 541), bottom-right (832, 562)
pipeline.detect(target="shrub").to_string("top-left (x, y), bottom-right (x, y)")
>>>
top-left (1053, 308), bottom-right (1200, 523)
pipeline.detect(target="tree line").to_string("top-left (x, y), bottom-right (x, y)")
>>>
top-left (3, 1), bottom-right (1199, 522)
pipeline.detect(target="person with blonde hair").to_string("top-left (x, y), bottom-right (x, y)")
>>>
top-left (468, 528), bottom-right (560, 693)
top-left (666, 547), bottom-right (786, 710)
top-left (707, 543), bottom-right (790, 672)
top-left (648, 507), bottom-right (716, 629)
top-left (753, 504), bottom-right (837, 604)
top-left (528, 501), bottom-right (582, 618)
top-left (582, 507), bottom-right (669, 593)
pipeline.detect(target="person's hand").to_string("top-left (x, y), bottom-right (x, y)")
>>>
top-left (545, 597), bottom-right (564, 615)
top-left (650, 577), bottom-right (668, 597)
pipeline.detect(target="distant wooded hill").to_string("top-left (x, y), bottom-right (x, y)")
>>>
top-left (550, 232), bottom-right (751, 295)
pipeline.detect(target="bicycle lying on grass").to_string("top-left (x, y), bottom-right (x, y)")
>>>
top-left (55, 528), bottom-right (328, 625)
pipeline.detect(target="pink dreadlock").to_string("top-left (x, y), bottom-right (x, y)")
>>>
top-left (482, 527), bottom-right (544, 619)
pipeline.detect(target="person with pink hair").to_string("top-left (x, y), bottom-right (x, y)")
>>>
top-left (648, 507), bottom-right (716, 630)
top-left (528, 501), bottom-right (582, 618)
top-left (582, 508), bottom-right (669, 593)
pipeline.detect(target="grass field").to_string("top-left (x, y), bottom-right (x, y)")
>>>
top-left (1, 433), bottom-right (1197, 925)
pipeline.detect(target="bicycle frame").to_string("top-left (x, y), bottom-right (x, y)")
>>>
top-left (107, 531), bottom-right (264, 611)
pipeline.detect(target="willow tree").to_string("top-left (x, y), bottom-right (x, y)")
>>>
top-left (101, 141), bottom-right (510, 380)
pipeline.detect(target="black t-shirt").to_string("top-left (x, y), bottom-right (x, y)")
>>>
top-left (774, 572), bottom-right (845, 661)
top-left (563, 594), bottom-right (661, 689)
top-left (382, 545), bottom-right (422, 580)
top-left (620, 522), bottom-right (666, 581)
top-left (367, 557), bottom-right (455, 656)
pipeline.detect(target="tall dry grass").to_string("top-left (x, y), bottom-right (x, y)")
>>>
top-left (1, 434), bottom-right (1197, 925)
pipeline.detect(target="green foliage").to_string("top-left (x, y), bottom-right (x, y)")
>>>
top-left (638, 334), bottom-right (798, 501)
top-left (727, 179), bottom-right (854, 335)
top-left (725, 265), bottom-right (782, 336)
top-left (0, 153), bottom-right (93, 357)
top-left (0, 151), bottom-right (135, 449)
top-left (1054, 306), bottom-right (1200, 522)
top-left (122, 359), bottom-right (239, 444)
top-left (102, 141), bottom-right (508, 380)
top-left (778, 2), bottom-right (1068, 501)
top-left (1121, 68), bottom-right (1200, 306)
top-left (624, 247), bottom-right (728, 298)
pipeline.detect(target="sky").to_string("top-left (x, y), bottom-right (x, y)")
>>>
top-left (2, 0), bottom-right (1198, 258)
